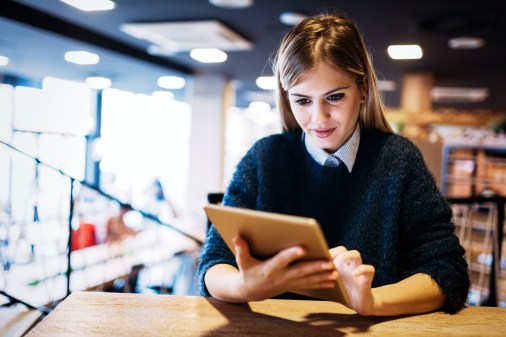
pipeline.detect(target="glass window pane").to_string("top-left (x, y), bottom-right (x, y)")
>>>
top-left (0, 83), bottom-right (13, 142)
top-left (13, 77), bottom-right (94, 136)
top-left (100, 89), bottom-right (191, 216)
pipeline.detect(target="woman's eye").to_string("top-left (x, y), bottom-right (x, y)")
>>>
top-left (294, 98), bottom-right (311, 106)
top-left (327, 93), bottom-right (345, 101)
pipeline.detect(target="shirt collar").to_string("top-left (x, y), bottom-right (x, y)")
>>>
top-left (303, 124), bottom-right (360, 173)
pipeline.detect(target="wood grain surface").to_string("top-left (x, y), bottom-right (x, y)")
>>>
top-left (27, 291), bottom-right (506, 337)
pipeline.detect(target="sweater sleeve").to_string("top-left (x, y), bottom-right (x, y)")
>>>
top-left (196, 142), bottom-right (261, 296)
top-left (397, 139), bottom-right (470, 313)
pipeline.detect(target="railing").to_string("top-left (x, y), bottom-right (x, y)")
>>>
top-left (0, 139), bottom-right (202, 313)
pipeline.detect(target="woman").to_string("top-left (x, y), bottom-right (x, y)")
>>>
top-left (197, 13), bottom-right (469, 316)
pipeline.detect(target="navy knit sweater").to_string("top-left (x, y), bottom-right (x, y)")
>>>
top-left (197, 128), bottom-right (470, 313)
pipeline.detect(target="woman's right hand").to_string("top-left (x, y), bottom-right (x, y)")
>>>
top-left (227, 236), bottom-right (338, 301)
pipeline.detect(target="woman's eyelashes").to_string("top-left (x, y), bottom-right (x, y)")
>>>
top-left (327, 93), bottom-right (345, 102)
top-left (293, 93), bottom-right (345, 106)
top-left (294, 98), bottom-right (311, 106)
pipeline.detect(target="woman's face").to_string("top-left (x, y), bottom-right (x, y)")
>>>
top-left (288, 62), bottom-right (365, 153)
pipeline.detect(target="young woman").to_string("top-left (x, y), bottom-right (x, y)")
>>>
top-left (197, 13), bottom-right (469, 316)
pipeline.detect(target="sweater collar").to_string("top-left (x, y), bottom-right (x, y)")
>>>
top-left (302, 124), bottom-right (360, 173)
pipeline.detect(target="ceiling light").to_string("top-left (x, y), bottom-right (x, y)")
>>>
top-left (59, 0), bottom-right (115, 11)
top-left (209, 0), bottom-right (253, 9)
top-left (0, 55), bottom-right (9, 66)
top-left (64, 51), bottom-right (100, 65)
top-left (448, 37), bottom-right (485, 50)
top-left (85, 76), bottom-right (111, 89)
top-left (256, 76), bottom-right (277, 90)
top-left (279, 12), bottom-right (307, 26)
top-left (387, 45), bottom-right (423, 60)
top-left (431, 87), bottom-right (489, 103)
top-left (157, 76), bottom-right (186, 89)
top-left (190, 48), bottom-right (228, 63)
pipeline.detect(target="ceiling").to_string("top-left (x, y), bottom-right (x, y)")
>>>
top-left (1, 0), bottom-right (505, 111)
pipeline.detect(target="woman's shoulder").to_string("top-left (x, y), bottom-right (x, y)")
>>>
top-left (363, 128), bottom-right (420, 154)
top-left (361, 129), bottom-right (425, 170)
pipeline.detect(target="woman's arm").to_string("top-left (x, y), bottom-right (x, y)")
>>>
top-left (372, 273), bottom-right (445, 316)
top-left (205, 236), bottom-right (337, 302)
top-left (330, 246), bottom-right (445, 316)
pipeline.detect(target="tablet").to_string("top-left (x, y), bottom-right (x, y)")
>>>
top-left (203, 204), bottom-right (349, 304)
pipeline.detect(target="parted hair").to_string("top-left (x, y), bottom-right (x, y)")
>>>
top-left (273, 13), bottom-right (393, 133)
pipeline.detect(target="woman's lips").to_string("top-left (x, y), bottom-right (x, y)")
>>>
top-left (312, 128), bottom-right (335, 138)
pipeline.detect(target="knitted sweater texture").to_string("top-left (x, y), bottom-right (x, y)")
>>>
top-left (197, 128), bottom-right (469, 313)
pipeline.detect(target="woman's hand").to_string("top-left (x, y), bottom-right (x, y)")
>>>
top-left (329, 246), bottom-right (376, 316)
top-left (230, 236), bottom-right (337, 301)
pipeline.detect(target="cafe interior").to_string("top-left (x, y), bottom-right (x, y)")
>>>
top-left (0, 0), bottom-right (505, 335)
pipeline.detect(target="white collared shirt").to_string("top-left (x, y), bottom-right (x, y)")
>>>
top-left (303, 124), bottom-right (360, 173)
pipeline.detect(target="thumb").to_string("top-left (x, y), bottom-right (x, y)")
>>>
top-left (233, 236), bottom-right (254, 269)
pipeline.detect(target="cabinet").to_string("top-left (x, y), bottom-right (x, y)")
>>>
top-left (440, 140), bottom-right (506, 306)
top-left (442, 143), bottom-right (506, 198)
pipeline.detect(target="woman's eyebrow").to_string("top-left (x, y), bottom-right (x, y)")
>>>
top-left (323, 86), bottom-right (350, 95)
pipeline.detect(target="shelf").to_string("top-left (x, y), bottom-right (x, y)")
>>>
top-left (1, 226), bottom-right (199, 307)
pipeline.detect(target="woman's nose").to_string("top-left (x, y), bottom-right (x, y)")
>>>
top-left (311, 103), bottom-right (330, 123)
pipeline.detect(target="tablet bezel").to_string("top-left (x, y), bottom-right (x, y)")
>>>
top-left (203, 204), bottom-right (349, 304)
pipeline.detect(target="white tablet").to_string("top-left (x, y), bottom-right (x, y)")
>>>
top-left (204, 204), bottom-right (348, 304)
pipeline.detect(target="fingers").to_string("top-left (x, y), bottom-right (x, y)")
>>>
top-left (285, 260), bottom-right (335, 279)
top-left (329, 246), bottom-right (347, 259)
top-left (267, 245), bottom-right (306, 269)
top-left (333, 248), bottom-right (363, 272)
top-left (352, 264), bottom-right (375, 286)
top-left (331, 247), bottom-right (375, 284)
top-left (280, 259), bottom-right (337, 290)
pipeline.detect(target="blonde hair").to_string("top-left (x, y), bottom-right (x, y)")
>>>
top-left (273, 13), bottom-right (392, 133)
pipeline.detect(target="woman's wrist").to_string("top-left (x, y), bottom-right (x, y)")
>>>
top-left (369, 288), bottom-right (385, 316)
top-left (206, 264), bottom-right (248, 303)
top-left (227, 272), bottom-right (249, 302)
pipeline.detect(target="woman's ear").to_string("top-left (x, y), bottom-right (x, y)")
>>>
top-left (360, 77), bottom-right (368, 101)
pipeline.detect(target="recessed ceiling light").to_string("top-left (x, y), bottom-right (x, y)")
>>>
top-left (190, 48), bottom-right (228, 63)
top-left (209, 0), bottom-right (253, 9)
top-left (448, 37), bottom-right (485, 50)
top-left (64, 51), bottom-right (100, 65)
top-left (59, 0), bottom-right (115, 11)
top-left (279, 12), bottom-right (307, 26)
top-left (85, 76), bottom-right (111, 89)
top-left (387, 45), bottom-right (423, 60)
top-left (0, 55), bottom-right (9, 66)
top-left (256, 76), bottom-right (277, 90)
top-left (157, 76), bottom-right (186, 89)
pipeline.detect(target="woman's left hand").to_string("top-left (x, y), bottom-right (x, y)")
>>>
top-left (329, 246), bottom-right (376, 316)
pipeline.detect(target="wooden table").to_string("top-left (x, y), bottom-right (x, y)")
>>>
top-left (27, 291), bottom-right (506, 337)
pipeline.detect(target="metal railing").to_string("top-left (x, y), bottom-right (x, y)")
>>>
top-left (0, 139), bottom-right (202, 313)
